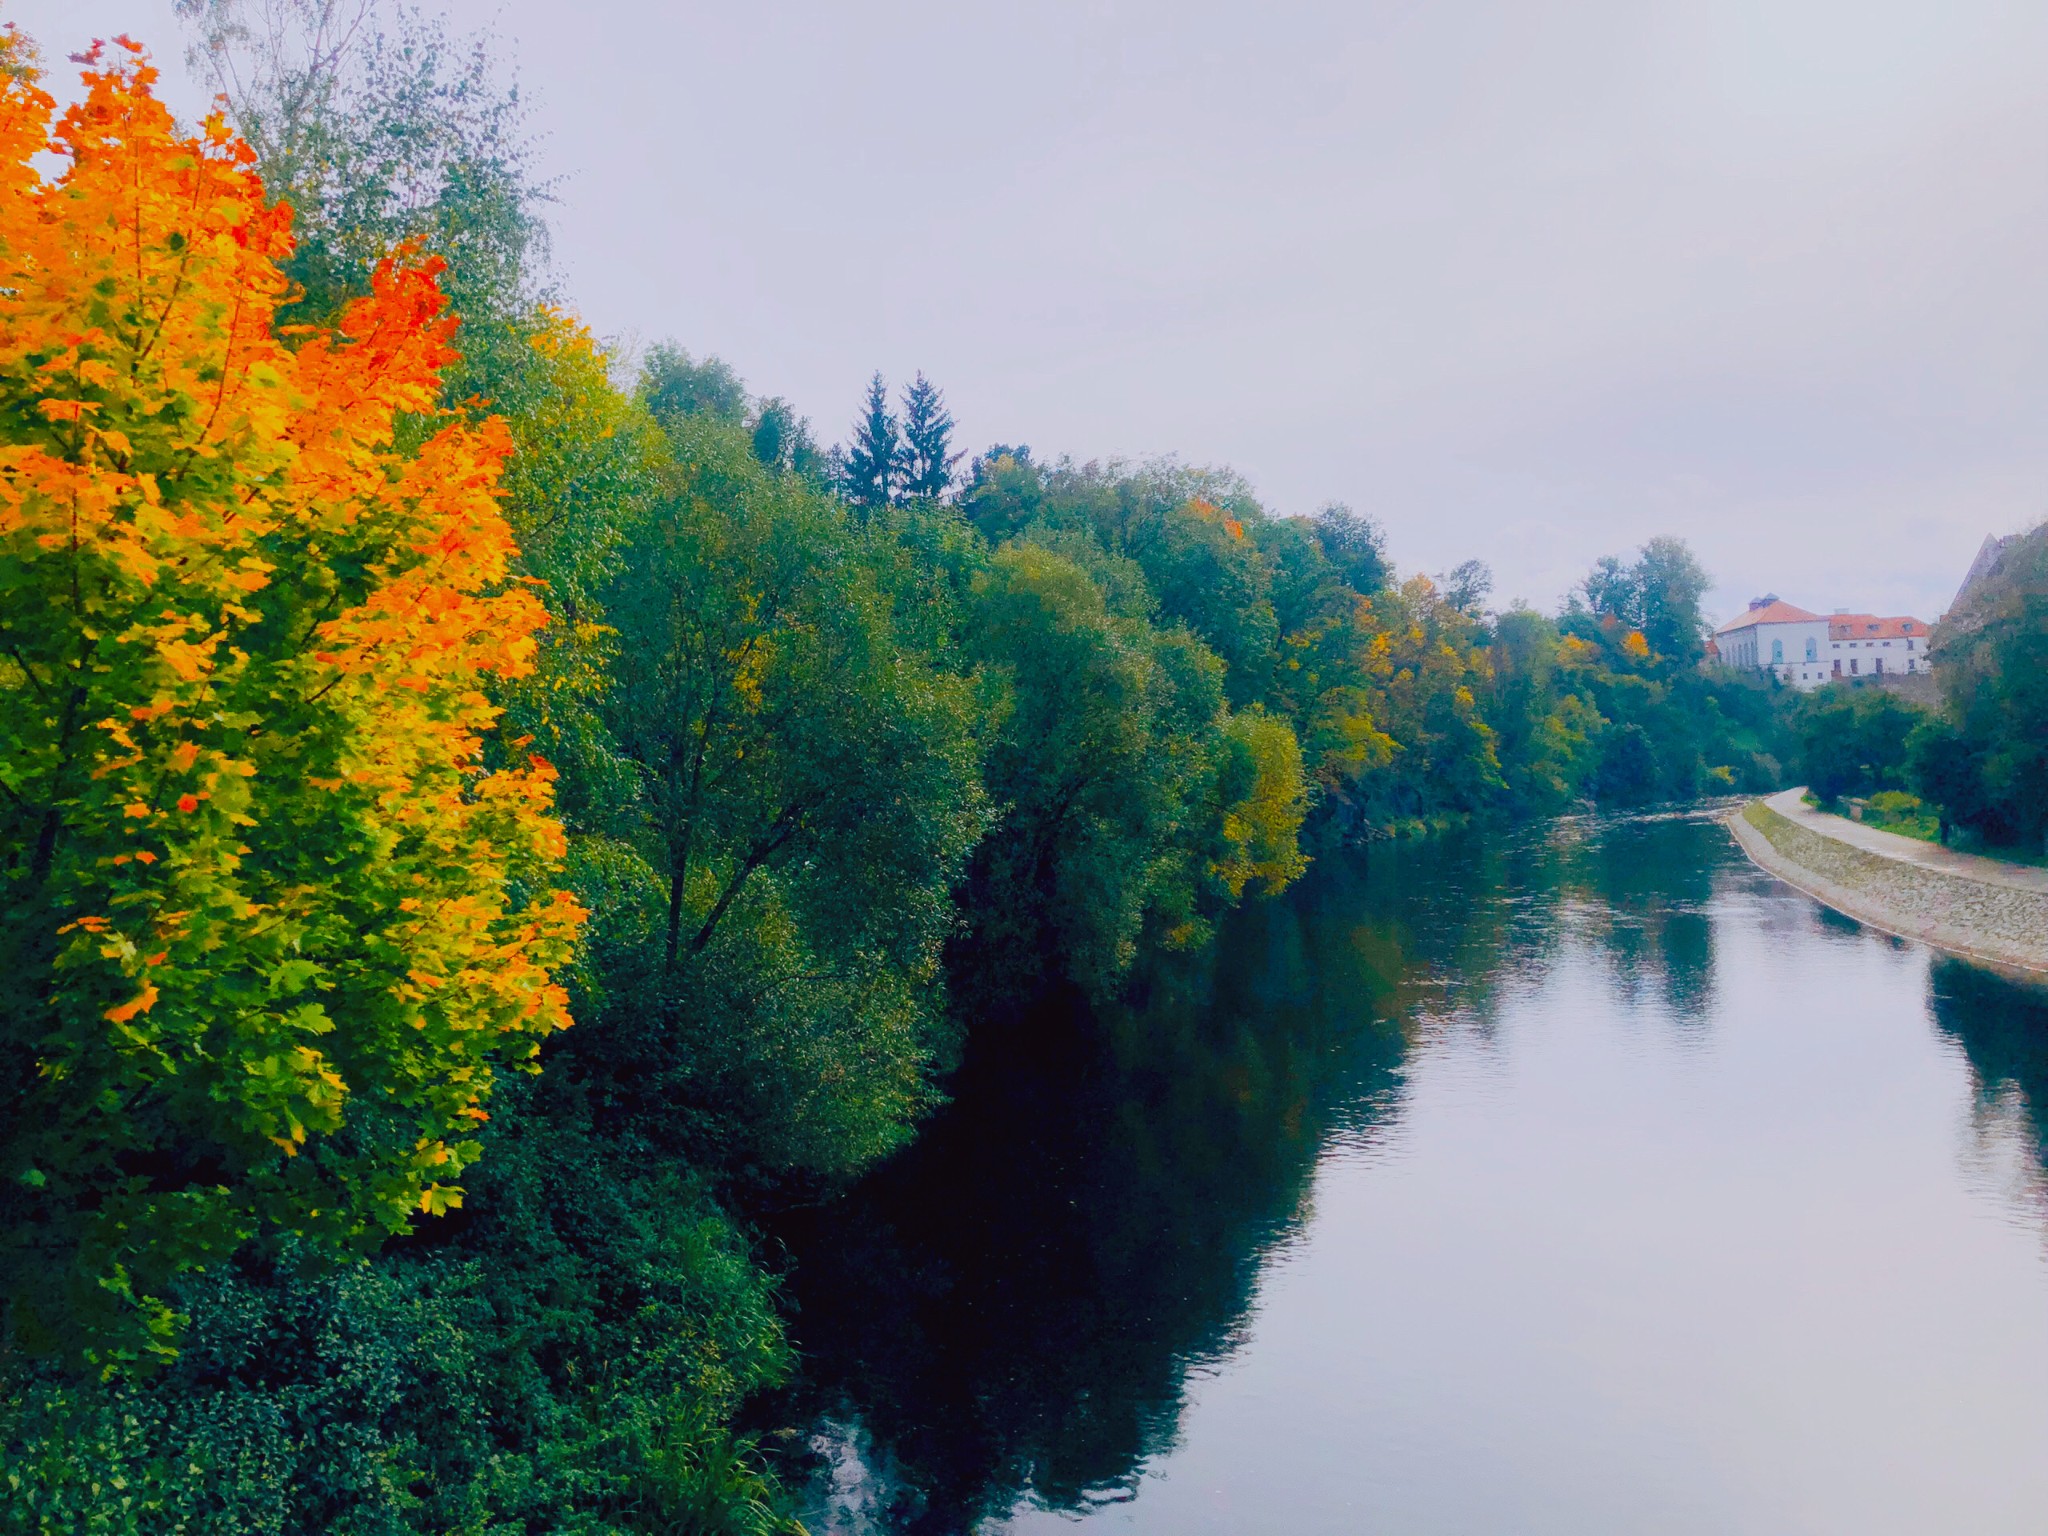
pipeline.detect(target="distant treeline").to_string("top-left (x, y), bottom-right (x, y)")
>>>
top-left (0, 8), bottom-right (1858, 1534)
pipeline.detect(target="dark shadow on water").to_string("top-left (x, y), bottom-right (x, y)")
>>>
top-left (1815, 903), bottom-right (1869, 941)
top-left (763, 812), bottom-right (1744, 1532)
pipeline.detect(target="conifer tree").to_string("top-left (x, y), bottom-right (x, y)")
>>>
top-left (899, 371), bottom-right (962, 502)
top-left (840, 371), bottom-right (901, 512)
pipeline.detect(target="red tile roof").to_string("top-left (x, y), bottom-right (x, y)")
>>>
top-left (1827, 614), bottom-right (1928, 640)
top-left (1716, 599), bottom-right (1821, 633)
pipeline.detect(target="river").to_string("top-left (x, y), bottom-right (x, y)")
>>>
top-left (769, 807), bottom-right (2048, 1534)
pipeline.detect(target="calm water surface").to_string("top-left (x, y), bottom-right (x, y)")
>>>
top-left (771, 810), bottom-right (2048, 1534)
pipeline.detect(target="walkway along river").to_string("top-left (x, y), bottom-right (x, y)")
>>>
top-left (768, 808), bottom-right (2048, 1535)
top-left (1730, 788), bottom-right (2048, 981)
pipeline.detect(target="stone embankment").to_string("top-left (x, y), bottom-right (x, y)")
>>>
top-left (1727, 788), bottom-right (2048, 982)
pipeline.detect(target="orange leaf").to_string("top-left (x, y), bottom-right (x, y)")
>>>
top-left (105, 984), bottom-right (159, 1024)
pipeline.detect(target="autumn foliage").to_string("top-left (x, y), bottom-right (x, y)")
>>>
top-left (0, 38), bottom-right (580, 1364)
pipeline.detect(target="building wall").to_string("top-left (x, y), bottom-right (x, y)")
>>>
top-left (1826, 632), bottom-right (1931, 681)
top-left (1722, 619), bottom-right (1833, 689)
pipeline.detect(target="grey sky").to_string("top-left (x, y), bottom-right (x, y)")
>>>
top-left (24, 0), bottom-right (2048, 623)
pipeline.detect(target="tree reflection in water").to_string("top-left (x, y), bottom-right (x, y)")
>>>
top-left (1929, 959), bottom-right (2048, 1214)
top-left (766, 811), bottom-right (1737, 1533)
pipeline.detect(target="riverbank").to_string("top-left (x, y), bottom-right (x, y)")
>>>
top-left (1727, 788), bottom-right (2048, 982)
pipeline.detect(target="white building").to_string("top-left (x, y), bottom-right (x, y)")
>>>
top-left (1825, 613), bottom-right (1932, 682)
top-left (1714, 596), bottom-right (1934, 691)
top-left (1715, 598), bottom-right (1831, 687)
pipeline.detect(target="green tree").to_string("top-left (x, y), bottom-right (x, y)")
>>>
top-left (641, 343), bottom-right (751, 428)
top-left (1131, 494), bottom-right (1282, 708)
top-left (1928, 523), bottom-right (2048, 849)
top-left (1907, 715), bottom-right (1980, 844)
top-left (1578, 536), bottom-right (1710, 666)
top-left (1254, 515), bottom-right (1353, 639)
top-left (899, 371), bottom-right (961, 501)
top-left (963, 543), bottom-right (1247, 994)
top-left (973, 459), bottom-right (1283, 708)
top-left (750, 395), bottom-right (824, 479)
top-left (839, 371), bottom-right (902, 513)
top-left (1634, 536), bottom-right (1712, 665)
top-left (1440, 558), bottom-right (1493, 617)
top-left (482, 311), bottom-right (654, 834)
top-left (1790, 687), bottom-right (1927, 804)
top-left (601, 406), bottom-right (988, 1176)
top-left (1311, 502), bottom-right (1389, 593)
top-left (960, 444), bottom-right (1045, 543)
top-left (1482, 608), bottom-right (1598, 813)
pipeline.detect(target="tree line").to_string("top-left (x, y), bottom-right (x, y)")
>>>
top-left (0, 9), bottom-right (1836, 1533)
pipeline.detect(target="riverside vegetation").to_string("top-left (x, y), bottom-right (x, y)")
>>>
top-left (1, 10), bottom-right (2020, 1533)
top-left (1780, 530), bottom-right (2048, 859)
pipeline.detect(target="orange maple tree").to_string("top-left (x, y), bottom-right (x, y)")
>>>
top-left (0, 35), bottom-right (582, 1365)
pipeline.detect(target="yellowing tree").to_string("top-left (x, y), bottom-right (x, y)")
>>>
top-left (0, 38), bottom-right (580, 1366)
top-left (1213, 707), bottom-right (1309, 899)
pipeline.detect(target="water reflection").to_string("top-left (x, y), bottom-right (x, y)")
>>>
top-left (769, 866), bottom-right (1434, 1532)
top-left (771, 812), bottom-right (1748, 1531)
top-left (1512, 809), bottom-right (1723, 1019)
top-left (1930, 960), bottom-right (2048, 1219)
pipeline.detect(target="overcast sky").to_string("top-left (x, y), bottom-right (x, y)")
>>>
top-left (24, 0), bottom-right (2048, 621)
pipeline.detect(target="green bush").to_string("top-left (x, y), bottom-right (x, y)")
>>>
top-left (1, 1108), bottom-right (795, 1536)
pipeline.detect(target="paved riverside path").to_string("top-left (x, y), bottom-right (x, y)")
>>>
top-left (1759, 788), bottom-right (2048, 895)
top-left (1727, 788), bottom-right (2048, 981)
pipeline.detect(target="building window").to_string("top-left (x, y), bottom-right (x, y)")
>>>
top-left (1850, 659), bottom-right (1859, 674)
top-left (1805, 638), bottom-right (1818, 661)
top-left (1771, 638), bottom-right (1784, 664)
top-left (1833, 660), bottom-right (1841, 676)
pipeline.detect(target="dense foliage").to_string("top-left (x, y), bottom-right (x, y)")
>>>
top-left (1919, 524), bottom-right (2048, 851)
top-left (1786, 688), bottom-right (1927, 805)
top-left (2, 14), bottom-right (1813, 1532)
